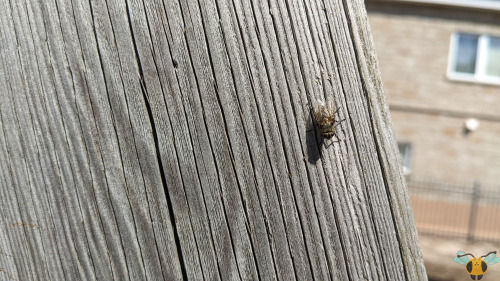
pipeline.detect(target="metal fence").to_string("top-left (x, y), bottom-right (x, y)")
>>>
top-left (407, 177), bottom-right (500, 242)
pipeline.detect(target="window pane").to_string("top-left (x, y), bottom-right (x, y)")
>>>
top-left (486, 37), bottom-right (500, 77)
top-left (454, 34), bottom-right (479, 74)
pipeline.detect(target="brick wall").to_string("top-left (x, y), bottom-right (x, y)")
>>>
top-left (366, 2), bottom-right (500, 183)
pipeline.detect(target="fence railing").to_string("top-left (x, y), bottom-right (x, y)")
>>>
top-left (407, 177), bottom-right (500, 242)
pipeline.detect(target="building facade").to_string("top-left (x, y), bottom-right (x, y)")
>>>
top-left (366, 0), bottom-right (500, 184)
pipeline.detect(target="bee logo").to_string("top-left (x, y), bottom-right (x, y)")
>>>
top-left (454, 251), bottom-right (499, 280)
top-left (313, 99), bottom-right (344, 141)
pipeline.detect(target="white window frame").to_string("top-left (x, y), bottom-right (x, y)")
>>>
top-left (398, 142), bottom-right (412, 176)
top-left (447, 32), bottom-right (500, 86)
top-left (394, 0), bottom-right (500, 12)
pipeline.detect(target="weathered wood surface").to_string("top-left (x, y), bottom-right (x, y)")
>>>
top-left (0, 0), bottom-right (427, 280)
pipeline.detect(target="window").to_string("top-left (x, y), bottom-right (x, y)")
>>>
top-left (398, 142), bottom-right (412, 176)
top-left (448, 33), bottom-right (500, 84)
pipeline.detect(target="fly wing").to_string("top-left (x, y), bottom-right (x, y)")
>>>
top-left (313, 99), bottom-right (326, 122)
top-left (484, 252), bottom-right (499, 265)
top-left (314, 99), bottom-right (326, 108)
top-left (325, 99), bottom-right (336, 124)
top-left (454, 251), bottom-right (469, 264)
top-left (326, 99), bottom-right (336, 116)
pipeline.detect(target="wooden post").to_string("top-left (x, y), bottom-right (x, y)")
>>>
top-left (0, 0), bottom-right (427, 280)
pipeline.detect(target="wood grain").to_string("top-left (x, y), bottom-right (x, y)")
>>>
top-left (0, 0), bottom-right (427, 280)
